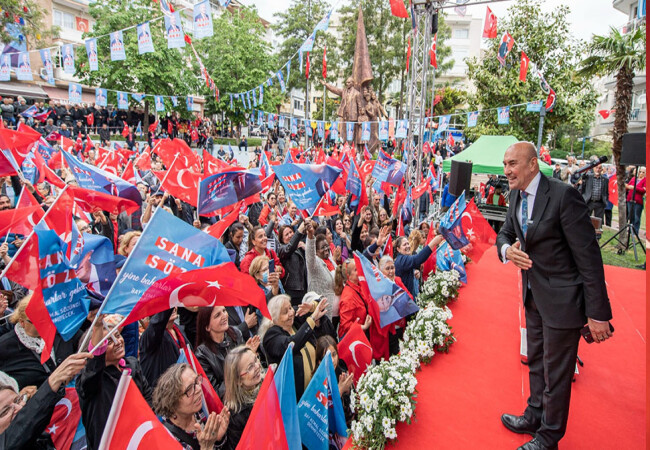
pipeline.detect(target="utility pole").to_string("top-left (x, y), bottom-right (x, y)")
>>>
top-left (305, 0), bottom-right (311, 150)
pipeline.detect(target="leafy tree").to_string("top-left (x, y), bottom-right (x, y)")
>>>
top-left (194, 6), bottom-right (286, 127)
top-left (312, 94), bottom-right (339, 121)
top-left (75, 0), bottom-right (200, 130)
top-left (464, 0), bottom-right (598, 147)
top-left (0, 0), bottom-right (56, 47)
top-left (579, 25), bottom-right (646, 235)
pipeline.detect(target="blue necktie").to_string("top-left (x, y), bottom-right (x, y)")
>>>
top-left (521, 191), bottom-right (529, 236)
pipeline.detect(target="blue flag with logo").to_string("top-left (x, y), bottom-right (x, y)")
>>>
top-left (21, 149), bottom-right (41, 185)
top-left (291, 118), bottom-right (298, 135)
top-left (39, 49), bottom-right (55, 84)
top-left (198, 169), bottom-right (263, 216)
top-left (69, 83), bottom-right (82, 104)
top-left (0, 54), bottom-right (11, 81)
top-left (467, 111), bottom-right (479, 127)
top-left (16, 52), bottom-right (32, 81)
top-left (273, 163), bottom-right (342, 212)
top-left (330, 121), bottom-right (338, 141)
top-left (346, 122), bottom-right (354, 141)
top-left (437, 241), bottom-right (467, 283)
top-left (117, 91), bottom-right (129, 110)
top-left (85, 38), bottom-right (98, 71)
top-left (439, 191), bottom-right (469, 250)
top-left (95, 88), bottom-right (107, 107)
top-left (275, 345), bottom-right (301, 450)
top-left (110, 31), bottom-right (126, 61)
top-left (497, 106), bottom-right (510, 125)
top-left (298, 352), bottom-right (347, 450)
top-left (35, 228), bottom-right (89, 341)
top-left (165, 11), bottom-right (185, 49)
top-left (361, 122), bottom-right (371, 142)
top-left (439, 114), bottom-right (451, 131)
top-left (193, 0), bottom-right (214, 39)
top-left (100, 208), bottom-right (231, 317)
top-left (346, 158), bottom-right (364, 214)
top-left (171, 96), bottom-right (178, 108)
top-left (61, 44), bottom-right (75, 74)
top-left (77, 232), bottom-right (116, 297)
top-left (154, 95), bottom-right (165, 112)
top-left (371, 150), bottom-right (405, 186)
top-left (137, 22), bottom-right (155, 54)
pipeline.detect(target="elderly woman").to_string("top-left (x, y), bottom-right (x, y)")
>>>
top-left (77, 314), bottom-right (152, 450)
top-left (260, 294), bottom-right (328, 399)
top-left (277, 222), bottom-right (308, 306)
top-left (223, 346), bottom-right (263, 449)
top-left (195, 306), bottom-right (259, 397)
top-left (153, 363), bottom-right (230, 450)
top-left (0, 296), bottom-right (81, 390)
top-left (305, 221), bottom-right (340, 325)
top-left (239, 226), bottom-right (284, 278)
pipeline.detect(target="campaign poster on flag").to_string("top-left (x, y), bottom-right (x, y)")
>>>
top-left (16, 52), bottom-right (32, 81)
top-left (258, 111), bottom-right (264, 126)
top-left (526, 100), bottom-right (543, 112)
top-left (496, 32), bottom-right (515, 67)
top-left (193, 0), bottom-right (214, 39)
top-left (291, 118), bottom-right (298, 135)
top-left (186, 96), bottom-right (193, 111)
top-left (110, 31), bottom-right (126, 61)
top-left (61, 44), bottom-right (75, 74)
top-left (85, 38), bottom-right (98, 71)
top-left (39, 49), bottom-right (55, 84)
top-left (361, 122), bottom-right (371, 142)
top-left (437, 241), bottom-right (467, 283)
top-left (171, 96), bottom-right (178, 108)
top-left (165, 11), bottom-right (185, 49)
top-left (258, 85), bottom-right (264, 105)
top-left (277, 70), bottom-right (286, 93)
top-left (198, 170), bottom-right (263, 215)
top-left (316, 121), bottom-right (324, 139)
top-left (267, 113), bottom-right (275, 128)
top-left (497, 106), bottom-right (510, 125)
top-left (467, 111), bottom-right (479, 127)
top-left (439, 114), bottom-right (451, 132)
top-left (346, 122), bottom-right (355, 142)
top-left (137, 22), bottom-right (154, 54)
top-left (95, 88), bottom-right (107, 107)
top-left (395, 119), bottom-right (408, 139)
top-left (378, 121), bottom-right (389, 141)
top-left (372, 150), bottom-right (405, 186)
top-left (132, 93), bottom-right (145, 103)
top-left (252, 90), bottom-right (258, 107)
top-left (246, 91), bottom-right (252, 110)
top-left (69, 83), bottom-right (82, 104)
top-left (330, 121), bottom-right (339, 141)
top-left (305, 122), bottom-right (312, 137)
top-left (0, 54), bottom-right (10, 81)
top-left (117, 92), bottom-right (128, 110)
top-left (155, 95), bottom-right (165, 112)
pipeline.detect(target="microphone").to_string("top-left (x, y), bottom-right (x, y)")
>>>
top-left (574, 155), bottom-right (608, 175)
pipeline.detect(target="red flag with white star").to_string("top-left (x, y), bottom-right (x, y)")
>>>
top-left (322, 46), bottom-right (327, 79)
top-left (519, 51), bottom-right (530, 82)
top-left (482, 6), bottom-right (497, 38)
top-left (429, 34), bottom-right (438, 68)
top-left (459, 198), bottom-right (496, 263)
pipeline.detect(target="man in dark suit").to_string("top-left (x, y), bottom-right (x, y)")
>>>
top-left (496, 142), bottom-right (613, 450)
top-left (579, 163), bottom-right (609, 221)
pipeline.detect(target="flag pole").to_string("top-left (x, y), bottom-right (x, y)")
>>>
top-left (97, 370), bottom-right (131, 450)
top-left (152, 154), bottom-right (178, 196)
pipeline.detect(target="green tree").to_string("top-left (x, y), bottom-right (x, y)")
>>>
top-left (312, 94), bottom-right (339, 121)
top-left (464, 0), bottom-right (598, 146)
top-left (76, 0), bottom-right (200, 130)
top-left (194, 6), bottom-right (286, 128)
top-left (578, 25), bottom-right (646, 235)
top-left (1, 0), bottom-right (56, 48)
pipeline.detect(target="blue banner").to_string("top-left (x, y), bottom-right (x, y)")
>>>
top-left (378, 121), bottom-right (389, 141)
top-left (259, 85), bottom-right (264, 104)
top-left (273, 163), bottom-right (342, 211)
top-left (69, 83), bottom-right (82, 104)
top-left (526, 100), bottom-right (542, 112)
top-left (171, 96), bottom-right (178, 108)
top-left (117, 91), bottom-right (129, 110)
top-left (193, 0), bottom-right (214, 39)
top-left (155, 95), bottom-right (165, 112)
top-left (330, 121), bottom-right (338, 141)
top-left (198, 170), bottom-right (263, 215)
top-left (16, 52), bottom-right (32, 81)
top-left (39, 49), bottom-right (55, 84)
top-left (467, 111), bottom-right (479, 127)
top-left (497, 106), bottom-right (510, 125)
top-left (346, 122), bottom-right (354, 142)
top-left (291, 118), bottom-right (298, 135)
top-left (110, 31), bottom-right (126, 61)
top-left (361, 122), bottom-right (371, 142)
top-left (137, 22), bottom-right (155, 54)
top-left (317, 121), bottom-right (324, 139)
top-left (395, 119), bottom-right (408, 139)
top-left (0, 54), bottom-right (10, 81)
top-left (165, 11), bottom-right (185, 49)
top-left (95, 88), bottom-right (108, 107)
top-left (62, 44), bottom-right (75, 74)
top-left (186, 96), bottom-right (193, 111)
top-left (85, 38), bottom-right (98, 71)
top-left (439, 114), bottom-right (451, 132)
top-left (277, 71), bottom-right (286, 93)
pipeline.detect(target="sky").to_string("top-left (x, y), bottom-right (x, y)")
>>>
top-left (242, 0), bottom-right (630, 43)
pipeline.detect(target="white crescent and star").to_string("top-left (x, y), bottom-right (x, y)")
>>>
top-left (176, 169), bottom-right (190, 189)
top-left (206, 280), bottom-right (222, 289)
top-left (349, 340), bottom-right (372, 368)
top-left (126, 421), bottom-right (154, 450)
top-left (55, 397), bottom-right (73, 420)
top-left (168, 282), bottom-right (193, 308)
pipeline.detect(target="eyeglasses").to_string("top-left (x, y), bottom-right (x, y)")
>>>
top-left (239, 356), bottom-right (261, 377)
top-left (0, 394), bottom-right (26, 419)
top-left (183, 375), bottom-right (203, 398)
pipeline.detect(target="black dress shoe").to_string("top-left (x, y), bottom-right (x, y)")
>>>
top-left (501, 414), bottom-right (538, 436)
top-left (517, 437), bottom-right (558, 450)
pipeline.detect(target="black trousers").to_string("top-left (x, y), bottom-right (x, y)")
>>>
top-left (586, 200), bottom-right (605, 222)
top-left (524, 293), bottom-right (581, 447)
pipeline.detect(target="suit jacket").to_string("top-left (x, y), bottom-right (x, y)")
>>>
top-left (581, 173), bottom-right (608, 204)
top-left (496, 174), bottom-right (612, 329)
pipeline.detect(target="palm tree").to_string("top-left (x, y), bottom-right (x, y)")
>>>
top-left (578, 25), bottom-right (645, 235)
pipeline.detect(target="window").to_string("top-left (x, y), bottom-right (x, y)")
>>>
top-left (453, 28), bottom-right (469, 39)
top-left (53, 9), bottom-right (75, 30)
top-left (293, 99), bottom-right (303, 110)
top-left (452, 49), bottom-right (469, 71)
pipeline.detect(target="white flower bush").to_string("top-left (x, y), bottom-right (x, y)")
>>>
top-left (348, 270), bottom-right (460, 449)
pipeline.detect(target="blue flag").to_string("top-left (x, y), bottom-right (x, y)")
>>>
top-left (193, 0), bottom-right (214, 39)
top-left (39, 49), bottom-right (55, 84)
top-left (0, 54), bottom-right (9, 82)
top-left (100, 208), bottom-right (231, 317)
top-left (68, 83), bottom-right (82, 105)
top-left (110, 31), bottom-right (126, 61)
top-left (154, 95), bottom-right (165, 112)
top-left (21, 149), bottom-right (40, 185)
top-left (439, 114), bottom-right (450, 131)
top-left (131, 93), bottom-right (145, 103)
top-left (77, 233), bottom-right (116, 297)
top-left (35, 138), bottom-right (54, 163)
top-left (165, 11), bottom-right (185, 49)
top-left (16, 51), bottom-right (32, 81)
top-left (354, 251), bottom-right (419, 327)
top-left (346, 158), bottom-right (364, 214)
top-left (136, 121), bottom-right (142, 136)
top-left (345, 122), bottom-right (354, 142)
top-left (275, 345), bottom-right (301, 450)
top-left (526, 100), bottom-right (543, 112)
top-left (117, 91), bottom-right (129, 110)
top-left (198, 169), bottom-right (263, 216)
top-left (497, 106), bottom-right (510, 125)
top-left (95, 88), bottom-right (108, 107)
top-left (19, 105), bottom-right (39, 118)
top-left (439, 191), bottom-right (469, 250)
top-left (273, 163), bottom-right (342, 212)
top-left (437, 241), bottom-right (467, 283)
top-left (171, 96), bottom-right (178, 108)
top-left (372, 150), bottom-right (405, 186)
top-left (298, 353), bottom-right (347, 450)
top-left (35, 229), bottom-right (89, 341)
top-left (137, 22), bottom-right (155, 54)
top-left (61, 44), bottom-right (75, 74)
top-left (186, 96), bottom-right (194, 111)
top-left (467, 111), bottom-right (479, 127)
top-left (85, 38), bottom-right (98, 71)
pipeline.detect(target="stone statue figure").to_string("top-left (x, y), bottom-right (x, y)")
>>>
top-left (321, 77), bottom-right (363, 144)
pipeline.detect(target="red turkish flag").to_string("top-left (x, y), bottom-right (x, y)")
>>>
top-left (154, 138), bottom-right (201, 172)
top-left (134, 148), bottom-right (151, 171)
top-left (460, 198), bottom-right (497, 263)
top-left (598, 109), bottom-right (612, 119)
top-left (390, 0), bottom-right (408, 18)
top-left (383, 234), bottom-right (393, 258)
top-left (422, 221), bottom-right (438, 281)
top-left (97, 150), bottom-right (122, 177)
top-left (0, 127), bottom-right (41, 165)
top-left (69, 185), bottom-right (141, 215)
top-left (148, 120), bottom-right (159, 133)
top-left (322, 46), bottom-right (327, 79)
top-left (206, 201), bottom-right (245, 239)
top-left (519, 51), bottom-right (530, 82)
top-left (412, 176), bottom-right (431, 200)
top-left (121, 160), bottom-right (137, 185)
top-left (429, 34), bottom-right (438, 68)
top-left (121, 121), bottom-right (129, 138)
top-left (482, 6), bottom-right (497, 38)
top-left (338, 323), bottom-right (373, 383)
top-left (46, 387), bottom-right (82, 450)
top-left (305, 51), bottom-right (310, 79)
top-left (153, 159), bottom-right (201, 206)
top-left (313, 196), bottom-right (341, 217)
top-left (100, 376), bottom-right (182, 450)
top-left (545, 88), bottom-right (556, 112)
top-left (608, 174), bottom-right (618, 204)
top-left (85, 112), bottom-right (94, 126)
top-left (0, 205), bottom-right (43, 238)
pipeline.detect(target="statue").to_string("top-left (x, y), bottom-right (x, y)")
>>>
top-left (360, 86), bottom-right (388, 153)
top-left (321, 77), bottom-right (362, 144)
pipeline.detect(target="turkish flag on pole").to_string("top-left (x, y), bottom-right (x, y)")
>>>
top-left (608, 174), bottom-right (618, 204)
top-left (598, 109), bottom-right (612, 119)
top-left (519, 51), bottom-right (530, 82)
top-left (482, 6), bottom-right (497, 38)
top-left (98, 373), bottom-right (183, 450)
top-left (206, 201), bottom-right (245, 239)
top-left (121, 121), bottom-right (129, 138)
top-left (338, 323), bottom-right (373, 383)
top-left (305, 51), bottom-right (310, 79)
top-left (47, 387), bottom-right (83, 450)
top-left (389, 0), bottom-right (408, 18)
top-left (406, 37), bottom-right (411, 72)
top-left (460, 198), bottom-right (497, 263)
top-left (322, 46), bottom-right (327, 79)
top-left (429, 34), bottom-right (438, 68)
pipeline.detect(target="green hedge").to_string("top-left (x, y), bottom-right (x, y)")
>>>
top-left (214, 137), bottom-right (263, 147)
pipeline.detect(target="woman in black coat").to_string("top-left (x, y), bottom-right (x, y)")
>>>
top-left (277, 223), bottom-right (308, 307)
top-left (261, 294), bottom-right (328, 399)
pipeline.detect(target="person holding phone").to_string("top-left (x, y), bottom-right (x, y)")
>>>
top-left (497, 142), bottom-right (613, 450)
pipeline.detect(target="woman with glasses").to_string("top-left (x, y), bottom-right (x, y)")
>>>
top-left (77, 313), bottom-right (153, 450)
top-left (223, 346), bottom-right (263, 449)
top-left (153, 363), bottom-right (230, 450)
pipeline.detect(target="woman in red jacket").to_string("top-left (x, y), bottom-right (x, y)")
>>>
top-left (240, 226), bottom-right (285, 278)
top-left (258, 192), bottom-right (279, 226)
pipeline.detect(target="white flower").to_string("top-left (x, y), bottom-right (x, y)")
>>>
top-left (386, 378), bottom-right (396, 389)
top-left (385, 427), bottom-right (397, 439)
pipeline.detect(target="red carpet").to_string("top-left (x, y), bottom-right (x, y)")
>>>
top-left (388, 251), bottom-right (646, 450)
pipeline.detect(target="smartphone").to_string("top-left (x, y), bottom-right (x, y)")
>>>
top-left (268, 259), bottom-right (275, 273)
top-left (580, 322), bottom-right (614, 344)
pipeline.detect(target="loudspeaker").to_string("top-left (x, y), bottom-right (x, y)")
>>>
top-left (449, 160), bottom-right (472, 197)
top-left (431, 13), bottom-right (438, 35)
top-left (620, 133), bottom-right (646, 166)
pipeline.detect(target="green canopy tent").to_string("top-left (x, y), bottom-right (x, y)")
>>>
top-left (441, 135), bottom-right (553, 176)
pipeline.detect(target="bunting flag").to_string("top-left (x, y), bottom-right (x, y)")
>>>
top-left (0, 54), bottom-right (9, 82)
top-left (519, 51), bottom-right (530, 82)
top-left (390, 0), bottom-right (409, 18)
top-left (193, 0), bottom-right (214, 39)
top-left (68, 83), bottom-right (82, 105)
top-left (314, 9), bottom-right (332, 32)
top-left (117, 91), bottom-right (129, 110)
top-left (165, 11), bottom-right (185, 48)
top-left (159, 0), bottom-right (175, 15)
top-left (438, 114), bottom-right (450, 131)
top-left (338, 323), bottom-right (373, 383)
top-left (429, 34), bottom-right (437, 68)
top-left (467, 111), bottom-right (479, 128)
top-left (39, 48), bottom-right (55, 84)
top-left (171, 96), bottom-right (178, 107)
top-left (131, 93), bottom-right (145, 102)
top-left (496, 32), bottom-right (515, 67)
top-left (16, 52), bottom-right (33, 81)
top-left (137, 22), bottom-right (155, 54)
top-left (61, 44), bottom-right (75, 74)
top-left (85, 38), bottom-right (98, 71)
top-left (95, 88), bottom-right (108, 107)
top-left (186, 96), bottom-right (194, 111)
top-left (437, 241), bottom-right (467, 283)
top-left (439, 192), bottom-right (469, 250)
top-left (482, 6), bottom-right (497, 38)
top-left (198, 169), bottom-right (263, 216)
top-left (322, 46), bottom-right (327, 79)
top-left (154, 95), bottom-right (165, 112)
top-left (497, 106), bottom-right (510, 125)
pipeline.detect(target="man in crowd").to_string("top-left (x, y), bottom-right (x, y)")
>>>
top-left (580, 163), bottom-right (609, 222)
